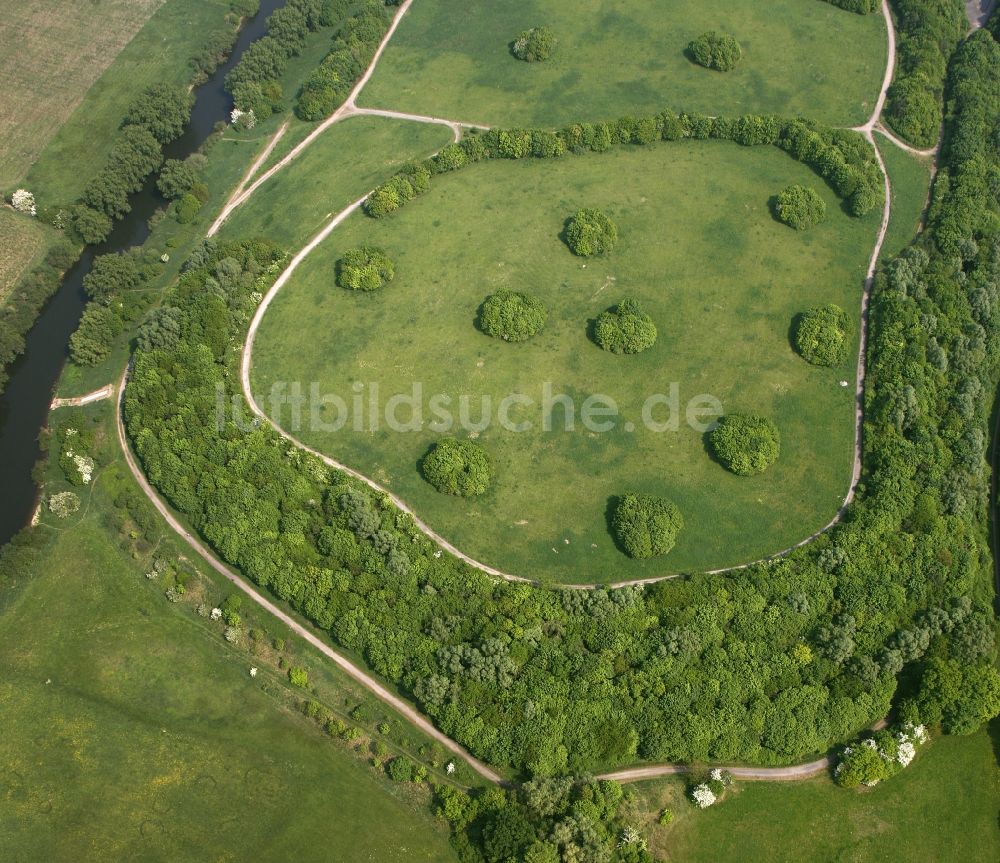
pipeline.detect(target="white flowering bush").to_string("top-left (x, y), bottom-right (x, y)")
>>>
top-left (690, 783), bottom-right (717, 808)
top-left (11, 189), bottom-right (37, 216)
top-left (48, 491), bottom-right (81, 519)
top-left (835, 723), bottom-right (929, 788)
top-left (230, 107), bottom-right (256, 130)
top-left (617, 826), bottom-right (645, 849)
top-left (210, 607), bottom-right (223, 620)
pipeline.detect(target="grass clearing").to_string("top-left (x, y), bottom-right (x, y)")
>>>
top-left (878, 134), bottom-right (933, 260)
top-left (220, 115), bottom-right (454, 249)
top-left (0, 209), bottom-right (54, 303)
top-left (22, 0), bottom-right (233, 205)
top-left (252, 139), bottom-right (878, 584)
top-left (0, 405), bottom-right (458, 862)
top-left (360, 0), bottom-right (887, 129)
top-left (629, 727), bottom-right (1000, 862)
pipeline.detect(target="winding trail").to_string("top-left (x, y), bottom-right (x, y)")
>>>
top-left (115, 0), bottom-right (927, 783)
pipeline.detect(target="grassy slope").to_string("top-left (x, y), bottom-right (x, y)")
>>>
top-left (0, 209), bottom-right (54, 302)
top-left (0, 414), bottom-right (458, 861)
top-left (220, 115), bottom-right (454, 248)
top-left (251, 139), bottom-right (878, 584)
top-left (23, 0), bottom-right (232, 205)
top-left (631, 727), bottom-right (1000, 862)
top-left (878, 134), bottom-right (933, 261)
top-left (360, 0), bottom-right (886, 128)
top-left (0, 0), bottom-right (166, 190)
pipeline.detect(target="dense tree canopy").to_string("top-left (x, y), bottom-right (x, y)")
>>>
top-left (775, 184), bottom-right (826, 230)
top-left (479, 290), bottom-right (548, 341)
top-left (688, 31), bottom-right (742, 71)
top-left (565, 208), bottom-right (618, 256)
top-left (512, 26), bottom-right (557, 62)
top-left (421, 438), bottom-right (494, 497)
top-left (593, 297), bottom-right (657, 354)
top-left (336, 247), bottom-right (395, 291)
top-left (710, 413), bottom-right (780, 476)
top-left (794, 303), bottom-right (851, 366)
top-left (612, 494), bottom-right (683, 559)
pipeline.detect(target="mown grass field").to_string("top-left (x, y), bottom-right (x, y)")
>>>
top-left (20, 0), bottom-right (234, 205)
top-left (360, 0), bottom-right (887, 129)
top-left (252, 139), bottom-right (878, 584)
top-left (0, 404), bottom-right (459, 862)
top-left (220, 115), bottom-right (454, 248)
top-left (629, 726), bottom-right (1000, 862)
top-left (0, 209), bottom-right (53, 303)
top-left (878, 135), bottom-right (933, 261)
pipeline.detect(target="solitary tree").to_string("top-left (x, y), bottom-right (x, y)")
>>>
top-left (794, 304), bottom-right (850, 366)
top-left (336, 247), bottom-right (396, 291)
top-left (479, 290), bottom-right (548, 341)
top-left (565, 208), bottom-right (618, 256)
top-left (612, 493), bottom-right (684, 559)
top-left (710, 413), bottom-right (780, 475)
top-left (512, 27), bottom-right (557, 62)
top-left (688, 32), bottom-right (742, 71)
top-left (422, 438), bottom-right (494, 497)
top-left (593, 297), bottom-right (657, 354)
top-left (775, 184), bottom-right (827, 230)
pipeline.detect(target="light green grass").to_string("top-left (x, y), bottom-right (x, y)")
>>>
top-left (630, 727), bottom-right (1000, 862)
top-left (360, 0), bottom-right (887, 129)
top-left (252, 140), bottom-right (878, 584)
top-left (0, 411), bottom-right (458, 862)
top-left (24, 0), bottom-right (232, 206)
top-left (220, 115), bottom-right (454, 248)
top-left (878, 134), bottom-right (933, 261)
top-left (0, 209), bottom-right (55, 303)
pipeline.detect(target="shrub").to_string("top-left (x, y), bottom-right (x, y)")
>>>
top-left (69, 304), bottom-right (122, 366)
top-left (421, 438), bottom-right (493, 497)
top-left (512, 27), bottom-right (556, 62)
top-left (794, 304), bottom-right (851, 366)
top-left (174, 193), bottom-right (203, 224)
top-left (710, 414), bottom-right (780, 476)
top-left (565, 208), bottom-right (618, 256)
top-left (386, 756), bottom-right (415, 782)
top-left (688, 32), bottom-right (742, 71)
top-left (612, 494), bottom-right (684, 559)
top-left (821, 0), bottom-right (878, 12)
top-left (479, 290), bottom-right (547, 342)
top-left (434, 143), bottom-right (468, 172)
top-left (288, 666), bottom-right (309, 688)
top-left (774, 185), bottom-right (827, 230)
top-left (593, 297), bottom-right (657, 354)
top-left (336, 247), bottom-right (395, 291)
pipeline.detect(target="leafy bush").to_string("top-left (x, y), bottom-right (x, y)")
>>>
top-left (774, 184), bottom-right (827, 230)
top-left (710, 414), bottom-right (780, 476)
top-left (479, 290), bottom-right (548, 341)
top-left (122, 83), bottom-right (194, 144)
top-left (69, 303), bottom-right (123, 366)
top-left (565, 208), bottom-right (618, 256)
top-left (688, 31), bottom-right (742, 71)
top-left (593, 298), bottom-right (657, 354)
top-left (158, 157), bottom-right (203, 200)
top-left (421, 438), bottom-right (493, 497)
top-left (820, 0), bottom-right (878, 12)
top-left (794, 304), bottom-right (851, 366)
top-left (512, 26), bottom-right (557, 62)
top-left (336, 247), bottom-right (395, 291)
top-left (386, 756), bottom-right (415, 782)
top-left (288, 666), bottom-right (309, 688)
top-left (612, 494), bottom-right (684, 559)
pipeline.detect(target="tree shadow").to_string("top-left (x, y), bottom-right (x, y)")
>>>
top-left (604, 495), bottom-right (627, 556)
top-left (788, 311), bottom-right (805, 354)
top-left (701, 427), bottom-right (725, 469)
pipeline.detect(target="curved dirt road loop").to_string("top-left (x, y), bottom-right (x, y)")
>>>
top-left (114, 368), bottom-right (503, 785)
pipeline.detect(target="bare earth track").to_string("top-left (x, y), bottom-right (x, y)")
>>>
top-left (110, 0), bottom-right (936, 781)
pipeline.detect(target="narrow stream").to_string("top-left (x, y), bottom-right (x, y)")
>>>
top-left (0, 0), bottom-right (287, 545)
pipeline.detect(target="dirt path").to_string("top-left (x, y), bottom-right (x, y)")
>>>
top-left (113, 368), bottom-right (503, 785)
top-left (50, 384), bottom-right (114, 410)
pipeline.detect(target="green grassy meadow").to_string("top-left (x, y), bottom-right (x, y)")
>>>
top-left (0, 209), bottom-right (55, 303)
top-left (0, 405), bottom-right (459, 862)
top-left (360, 0), bottom-right (887, 129)
top-left (878, 134), bottom-right (933, 261)
top-left (631, 727), bottom-right (1000, 862)
top-left (251, 139), bottom-right (878, 584)
top-left (220, 115), bottom-right (454, 248)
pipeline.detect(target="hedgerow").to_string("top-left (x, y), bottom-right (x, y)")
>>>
top-left (123, 25), bottom-right (1000, 783)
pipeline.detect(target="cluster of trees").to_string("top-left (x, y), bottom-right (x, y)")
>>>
top-left (123, 23), bottom-right (1000, 784)
top-left (225, 0), bottom-right (357, 120)
top-left (710, 414), bottom-right (781, 476)
top-left (612, 494), bottom-right (683, 559)
top-left (336, 246), bottom-right (395, 291)
top-left (593, 298), bottom-right (657, 354)
top-left (365, 110), bottom-right (883, 226)
top-left (687, 31), bottom-right (742, 71)
top-left (794, 304), bottom-right (850, 366)
top-left (774, 184), bottom-right (826, 230)
top-left (884, 0), bottom-right (967, 147)
top-left (512, 26), bottom-right (557, 62)
top-left (479, 290), bottom-right (548, 341)
top-left (821, 0), bottom-right (879, 12)
top-left (565, 208), bottom-right (618, 257)
top-left (296, 2), bottom-right (394, 120)
top-left (421, 438), bottom-right (494, 497)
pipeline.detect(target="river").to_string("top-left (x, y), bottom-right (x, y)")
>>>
top-left (0, 0), bottom-right (287, 546)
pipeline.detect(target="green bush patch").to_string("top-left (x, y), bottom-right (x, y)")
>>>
top-left (612, 493), bottom-right (684, 559)
top-left (794, 303), bottom-right (850, 366)
top-left (421, 438), bottom-right (494, 497)
top-left (775, 184), bottom-right (827, 230)
top-left (336, 247), bottom-right (396, 291)
top-left (512, 26), bottom-right (557, 62)
top-left (711, 413), bottom-right (781, 476)
top-left (479, 289), bottom-right (548, 341)
top-left (565, 208), bottom-right (618, 256)
top-left (593, 297), bottom-right (657, 354)
top-left (688, 31), bottom-right (742, 71)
